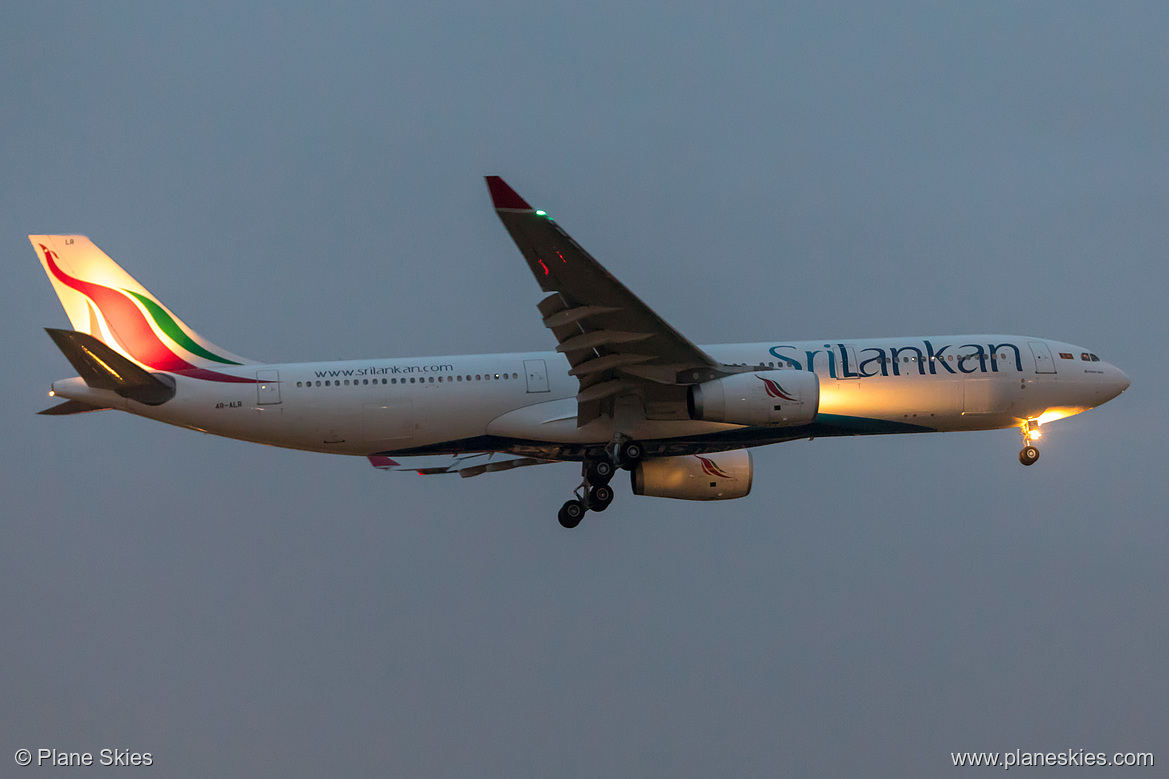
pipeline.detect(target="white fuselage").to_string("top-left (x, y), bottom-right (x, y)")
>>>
top-left (49, 335), bottom-right (1130, 460)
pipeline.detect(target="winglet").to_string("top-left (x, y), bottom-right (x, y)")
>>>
top-left (485, 176), bottom-right (533, 211)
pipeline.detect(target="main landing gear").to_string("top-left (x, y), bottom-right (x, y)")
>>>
top-left (1018, 420), bottom-right (1041, 466)
top-left (556, 439), bottom-right (644, 529)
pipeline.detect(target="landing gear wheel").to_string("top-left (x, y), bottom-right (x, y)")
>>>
top-left (588, 484), bottom-right (614, 512)
top-left (618, 440), bottom-right (644, 470)
top-left (558, 499), bottom-right (585, 529)
top-left (1019, 446), bottom-right (1040, 466)
top-left (587, 459), bottom-right (615, 485)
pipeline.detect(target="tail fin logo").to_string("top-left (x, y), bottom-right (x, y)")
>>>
top-left (40, 245), bottom-right (252, 383)
top-left (695, 455), bottom-right (732, 479)
top-left (757, 374), bottom-right (797, 401)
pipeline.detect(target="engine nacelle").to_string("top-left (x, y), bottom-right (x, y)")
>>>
top-left (631, 450), bottom-right (753, 501)
top-left (687, 370), bottom-right (819, 427)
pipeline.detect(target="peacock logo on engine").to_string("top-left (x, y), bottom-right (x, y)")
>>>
top-left (756, 375), bottom-right (798, 402)
top-left (695, 455), bottom-right (733, 479)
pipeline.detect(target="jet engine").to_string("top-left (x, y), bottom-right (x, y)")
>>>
top-left (631, 450), bottom-right (753, 501)
top-left (687, 370), bottom-right (819, 426)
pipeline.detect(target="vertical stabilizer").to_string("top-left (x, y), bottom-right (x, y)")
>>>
top-left (31, 236), bottom-right (255, 374)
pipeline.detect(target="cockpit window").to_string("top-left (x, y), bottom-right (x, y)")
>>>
top-left (1059, 352), bottom-right (1073, 359)
top-left (1090, 354), bottom-right (1100, 362)
top-left (1081, 353), bottom-right (1091, 361)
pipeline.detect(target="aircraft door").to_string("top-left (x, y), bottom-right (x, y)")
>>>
top-left (363, 399), bottom-right (414, 442)
top-left (524, 359), bottom-right (550, 393)
top-left (1028, 341), bottom-right (1057, 374)
top-left (256, 369), bottom-right (282, 404)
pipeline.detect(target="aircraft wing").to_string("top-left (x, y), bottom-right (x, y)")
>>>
top-left (487, 177), bottom-right (727, 426)
top-left (368, 452), bottom-right (556, 478)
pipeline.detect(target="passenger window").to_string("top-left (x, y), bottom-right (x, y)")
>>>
top-left (1059, 352), bottom-right (1073, 360)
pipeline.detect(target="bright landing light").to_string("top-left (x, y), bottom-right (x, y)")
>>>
top-left (1036, 408), bottom-right (1083, 426)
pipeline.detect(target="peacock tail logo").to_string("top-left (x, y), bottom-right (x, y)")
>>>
top-left (757, 374), bottom-right (797, 401)
top-left (695, 455), bottom-right (732, 479)
top-left (40, 245), bottom-right (255, 383)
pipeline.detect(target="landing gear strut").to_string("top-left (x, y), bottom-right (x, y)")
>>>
top-left (1018, 420), bottom-right (1041, 466)
top-left (556, 449), bottom-right (633, 528)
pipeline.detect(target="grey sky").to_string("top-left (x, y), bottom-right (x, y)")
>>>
top-left (2, 2), bottom-right (1166, 775)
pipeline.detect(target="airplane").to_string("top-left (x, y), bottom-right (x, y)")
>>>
top-left (33, 176), bottom-right (1130, 528)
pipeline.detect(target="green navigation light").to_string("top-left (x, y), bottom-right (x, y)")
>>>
top-left (535, 210), bottom-right (546, 216)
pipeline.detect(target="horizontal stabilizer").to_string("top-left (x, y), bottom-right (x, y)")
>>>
top-left (38, 399), bottom-right (111, 416)
top-left (45, 328), bottom-right (176, 406)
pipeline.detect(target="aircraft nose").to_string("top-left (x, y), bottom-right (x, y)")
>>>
top-left (1104, 364), bottom-right (1131, 401)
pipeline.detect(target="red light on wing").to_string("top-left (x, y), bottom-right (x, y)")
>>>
top-left (538, 259), bottom-right (550, 275)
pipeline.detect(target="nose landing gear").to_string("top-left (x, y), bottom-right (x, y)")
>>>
top-left (1018, 420), bottom-right (1041, 466)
